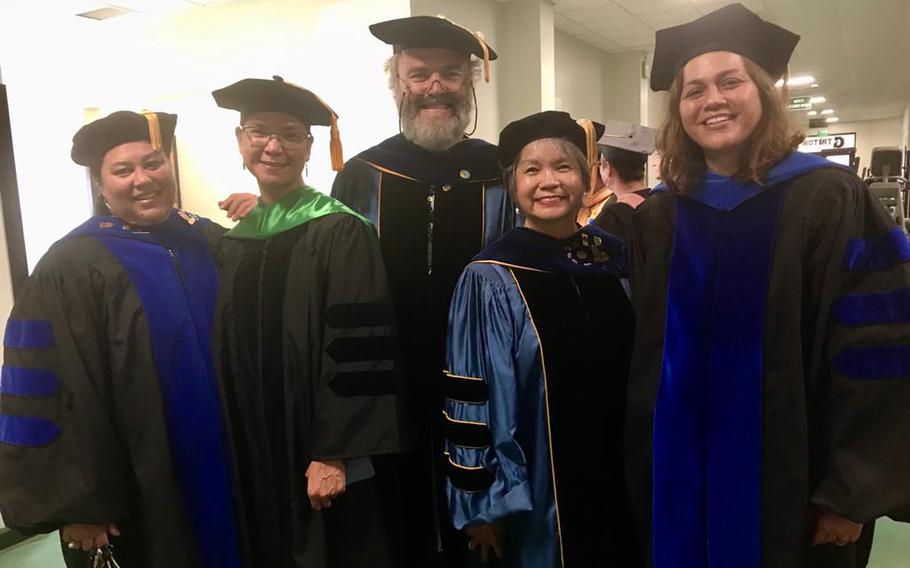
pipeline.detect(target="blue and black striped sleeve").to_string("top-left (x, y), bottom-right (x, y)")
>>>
top-left (0, 249), bottom-right (128, 534)
top-left (812, 174), bottom-right (910, 523)
top-left (443, 263), bottom-right (533, 529)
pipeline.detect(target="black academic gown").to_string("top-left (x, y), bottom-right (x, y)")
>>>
top-left (0, 211), bottom-right (242, 568)
top-left (331, 133), bottom-right (517, 565)
top-left (444, 225), bottom-right (641, 567)
top-left (594, 188), bottom-right (651, 243)
top-left (214, 200), bottom-right (407, 568)
top-left (626, 152), bottom-right (910, 568)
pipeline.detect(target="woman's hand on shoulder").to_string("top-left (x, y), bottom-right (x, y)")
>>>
top-left (218, 193), bottom-right (258, 221)
top-left (61, 522), bottom-right (120, 552)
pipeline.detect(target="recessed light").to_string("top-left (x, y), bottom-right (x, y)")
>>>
top-left (810, 83), bottom-right (819, 88)
top-left (826, 117), bottom-right (839, 123)
top-left (809, 96), bottom-right (826, 104)
top-left (775, 75), bottom-right (815, 87)
top-left (807, 111), bottom-right (818, 116)
top-left (821, 109), bottom-right (835, 115)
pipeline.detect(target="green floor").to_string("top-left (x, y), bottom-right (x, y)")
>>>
top-left (0, 520), bottom-right (907, 567)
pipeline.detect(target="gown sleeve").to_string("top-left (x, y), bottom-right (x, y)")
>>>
top-left (0, 246), bottom-right (129, 534)
top-left (443, 264), bottom-right (533, 529)
top-left (806, 170), bottom-right (910, 523)
top-left (307, 214), bottom-right (406, 460)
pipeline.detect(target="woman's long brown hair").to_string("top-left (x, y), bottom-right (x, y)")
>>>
top-left (657, 57), bottom-right (804, 194)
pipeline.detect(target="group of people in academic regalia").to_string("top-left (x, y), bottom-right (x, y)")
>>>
top-left (1, 3), bottom-right (909, 568)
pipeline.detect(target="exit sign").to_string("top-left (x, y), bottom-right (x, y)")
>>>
top-left (788, 96), bottom-right (812, 111)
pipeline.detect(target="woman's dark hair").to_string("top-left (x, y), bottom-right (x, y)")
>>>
top-left (600, 146), bottom-right (647, 182)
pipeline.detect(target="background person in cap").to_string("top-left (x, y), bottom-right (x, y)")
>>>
top-left (211, 76), bottom-right (406, 567)
top-left (591, 121), bottom-right (657, 242)
top-left (443, 110), bottom-right (641, 567)
top-left (0, 111), bottom-right (243, 568)
top-left (625, 4), bottom-right (910, 568)
top-left (330, 15), bottom-right (517, 566)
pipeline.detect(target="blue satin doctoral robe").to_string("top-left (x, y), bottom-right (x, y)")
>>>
top-left (444, 225), bottom-right (641, 568)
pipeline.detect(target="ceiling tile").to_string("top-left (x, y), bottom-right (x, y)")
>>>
top-left (635, 6), bottom-right (702, 28)
top-left (587, 17), bottom-right (653, 37)
top-left (614, 35), bottom-right (656, 48)
top-left (613, 0), bottom-right (681, 13)
top-left (554, 14), bottom-right (591, 35)
top-left (559, 2), bottom-right (629, 21)
top-left (552, 0), bottom-right (620, 12)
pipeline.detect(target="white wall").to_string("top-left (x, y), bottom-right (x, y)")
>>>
top-left (1, 0), bottom-right (409, 269)
top-left (554, 31), bottom-right (604, 121)
top-left (410, 0), bottom-right (501, 144)
top-left (808, 117), bottom-right (902, 175)
top-left (602, 51), bottom-right (646, 124)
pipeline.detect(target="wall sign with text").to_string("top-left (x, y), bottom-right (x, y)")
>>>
top-left (797, 132), bottom-right (857, 153)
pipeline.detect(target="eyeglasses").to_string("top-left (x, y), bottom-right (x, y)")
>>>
top-left (240, 125), bottom-right (312, 148)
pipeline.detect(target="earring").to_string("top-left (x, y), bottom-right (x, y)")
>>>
top-left (305, 163), bottom-right (309, 177)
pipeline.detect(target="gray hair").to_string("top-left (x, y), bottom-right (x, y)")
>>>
top-left (384, 52), bottom-right (482, 93)
top-left (502, 137), bottom-right (591, 203)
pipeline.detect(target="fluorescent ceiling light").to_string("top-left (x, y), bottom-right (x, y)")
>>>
top-left (807, 110), bottom-right (818, 116)
top-left (809, 96), bottom-right (826, 104)
top-left (826, 117), bottom-right (839, 123)
top-left (775, 75), bottom-right (815, 87)
top-left (821, 109), bottom-right (835, 115)
top-left (810, 83), bottom-right (819, 88)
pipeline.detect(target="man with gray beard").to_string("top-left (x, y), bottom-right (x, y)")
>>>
top-left (331, 15), bottom-right (516, 567)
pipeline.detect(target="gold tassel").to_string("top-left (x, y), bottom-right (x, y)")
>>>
top-left (143, 111), bottom-right (163, 152)
top-left (576, 118), bottom-right (599, 193)
top-left (307, 91), bottom-right (345, 171)
top-left (329, 113), bottom-right (344, 172)
top-left (474, 31), bottom-right (491, 83)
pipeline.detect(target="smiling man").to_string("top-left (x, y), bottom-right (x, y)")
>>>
top-left (330, 15), bottom-right (516, 567)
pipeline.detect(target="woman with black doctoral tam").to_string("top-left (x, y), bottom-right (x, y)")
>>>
top-left (211, 76), bottom-right (406, 567)
top-left (443, 110), bottom-right (641, 567)
top-left (0, 111), bottom-right (243, 568)
top-left (625, 4), bottom-right (910, 568)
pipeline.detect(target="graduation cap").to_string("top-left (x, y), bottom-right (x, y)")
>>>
top-left (597, 121), bottom-right (656, 155)
top-left (71, 110), bottom-right (176, 170)
top-left (650, 2), bottom-right (800, 91)
top-left (370, 15), bottom-right (498, 83)
top-left (212, 76), bottom-right (344, 171)
top-left (498, 111), bottom-right (589, 170)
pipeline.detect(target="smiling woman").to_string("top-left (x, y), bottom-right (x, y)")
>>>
top-left (626, 4), bottom-right (910, 568)
top-left (442, 111), bottom-right (640, 568)
top-left (210, 76), bottom-right (407, 567)
top-left (0, 110), bottom-right (243, 568)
